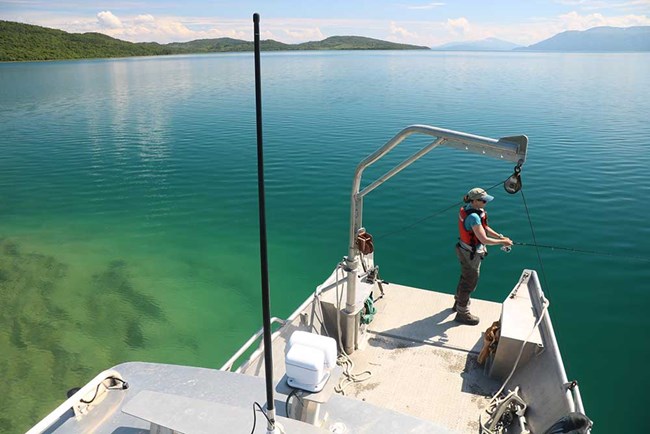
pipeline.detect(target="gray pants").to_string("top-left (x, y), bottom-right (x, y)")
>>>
top-left (455, 244), bottom-right (484, 313)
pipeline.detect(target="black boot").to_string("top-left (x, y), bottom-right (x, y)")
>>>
top-left (455, 311), bottom-right (480, 325)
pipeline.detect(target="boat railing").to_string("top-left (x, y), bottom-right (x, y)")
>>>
top-left (220, 317), bottom-right (287, 372)
top-left (526, 270), bottom-right (590, 431)
top-left (528, 271), bottom-right (579, 413)
top-left (221, 273), bottom-right (332, 373)
top-left (570, 381), bottom-right (586, 415)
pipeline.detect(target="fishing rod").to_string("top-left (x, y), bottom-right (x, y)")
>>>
top-left (512, 241), bottom-right (650, 262)
top-left (376, 161), bottom-right (524, 241)
top-left (375, 175), bottom-right (511, 240)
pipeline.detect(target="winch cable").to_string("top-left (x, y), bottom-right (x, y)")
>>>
top-left (519, 188), bottom-right (551, 296)
top-left (375, 176), bottom-right (511, 241)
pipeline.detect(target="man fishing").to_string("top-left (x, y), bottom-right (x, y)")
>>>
top-left (454, 187), bottom-right (513, 325)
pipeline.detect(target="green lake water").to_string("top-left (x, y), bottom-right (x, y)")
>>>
top-left (1, 51), bottom-right (649, 432)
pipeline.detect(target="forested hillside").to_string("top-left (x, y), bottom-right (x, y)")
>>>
top-left (0, 21), bottom-right (429, 62)
top-left (0, 21), bottom-right (170, 61)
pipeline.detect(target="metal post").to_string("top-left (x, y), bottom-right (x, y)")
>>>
top-left (253, 13), bottom-right (276, 433)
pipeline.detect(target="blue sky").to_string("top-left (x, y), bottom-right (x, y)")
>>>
top-left (1, 1), bottom-right (649, 46)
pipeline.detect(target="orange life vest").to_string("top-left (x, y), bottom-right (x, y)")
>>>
top-left (458, 206), bottom-right (488, 248)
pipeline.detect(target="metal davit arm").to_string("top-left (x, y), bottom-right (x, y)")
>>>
top-left (342, 125), bottom-right (528, 352)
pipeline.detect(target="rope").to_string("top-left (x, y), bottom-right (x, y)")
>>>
top-left (519, 189), bottom-right (551, 297)
top-left (312, 293), bottom-right (331, 337)
top-left (334, 354), bottom-right (372, 395)
top-left (489, 296), bottom-right (549, 405)
top-left (333, 264), bottom-right (372, 395)
top-left (375, 176), bottom-right (511, 241)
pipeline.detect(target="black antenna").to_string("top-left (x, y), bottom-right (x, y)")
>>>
top-left (253, 12), bottom-right (277, 433)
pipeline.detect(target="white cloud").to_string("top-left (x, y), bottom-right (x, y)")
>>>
top-left (556, 0), bottom-right (604, 6)
top-left (85, 13), bottom-right (251, 43)
top-left (445, 17), bottom-right (471, 36)
top-left (41, 14), bottom-right (329, 43)
top-left (558, 10), bottom-right (609, 26)
top-left (97, 11), bottom-right (122, 29)
top-left (134, 14), bottom-right (155, 25)
top-left (405, 2), bottom-right (446, 10)
top-left (557, 10), bottom-right (650, 28)
top-left (282, 27), bottom-right (324, 41)
top-left (389, 21), bottom-right (417, 40)
top-left (260, 30), bottom-right (276, 40)
top-left (555, 0), bottom-right (650, 11)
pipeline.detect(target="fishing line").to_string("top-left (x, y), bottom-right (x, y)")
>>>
top-left (513, 241), bottom-right (650, 262)
top-left (375, 176), bottom-right (511, 240)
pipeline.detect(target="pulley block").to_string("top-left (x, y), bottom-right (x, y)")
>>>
top-left (504, 164), bottom-right (522, 194)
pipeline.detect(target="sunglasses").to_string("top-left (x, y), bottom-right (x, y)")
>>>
top-left (477, 198), bottom-right (487, 203)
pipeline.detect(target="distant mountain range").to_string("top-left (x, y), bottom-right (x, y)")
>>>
top-left (435, 26), bottom-right (650, 52)
top-left (431, 37), bottom-right (521, 51)
top-left (516, 26), bottom-right (650, 51)
top-left (0, 21), bottom-right (428, 62)
top-left (1, 20), bottom-right (649, 62)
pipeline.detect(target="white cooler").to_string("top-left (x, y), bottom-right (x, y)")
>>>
top-left (285, 331), bottom-right (337, 392)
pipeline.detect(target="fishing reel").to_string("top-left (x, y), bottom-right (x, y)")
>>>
top-left (504, 161), bottom-right (523, 194)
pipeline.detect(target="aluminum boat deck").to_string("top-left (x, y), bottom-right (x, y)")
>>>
top-left (239, 282), bottom-right (504, 433)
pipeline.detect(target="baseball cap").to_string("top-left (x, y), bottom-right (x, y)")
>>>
top-left (467, 187), bottom-right (494, 202)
